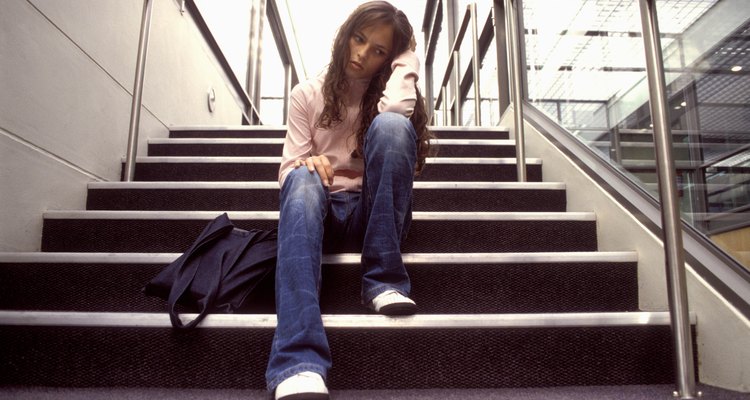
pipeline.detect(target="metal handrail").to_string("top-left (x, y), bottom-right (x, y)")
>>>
top-left (504, 0), bottom-right (526, 182)
top-left (265, 0), bottom-right (301, 123)
top-left (698, 142), bottom-right (750, 170)
top-left (432, 4), bottom-right (483, 126)
top-left (183, 0), bottom-right (262, 124)
top-left (434, 7), bottom-right (470, 111)
top-left (123, 0), bottom-right (154, 182)
top-left (124, 0), bottom-right (287, 181)
top-left (637, 0), bottom-right (697, 397)
top-left (469, 3), bottom-right (481, 125)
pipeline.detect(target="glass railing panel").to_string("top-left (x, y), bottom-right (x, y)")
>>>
top-left (462, 90), bottom-right (476, 125)
top-left (521, 0), bottom-right (749, 269)
top-left (480, 36), bottom-right (501, 127)
top-left (194, 0), bottom-right (252, 87)
top-left (259, 13), bottom-right (286, 125)
top-left (658, 0), bottom-right (749, 267)
top-left (432, 2), bottom-right (451, 116)
top-left (522, 0), bottom-right (649, 185)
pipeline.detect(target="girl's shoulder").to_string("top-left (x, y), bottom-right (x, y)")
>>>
top-left (292, 74), bottom-right (325, 97)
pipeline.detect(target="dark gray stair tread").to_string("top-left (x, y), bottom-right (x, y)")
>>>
top-left (122, 157), bottom-right (279, 182)
top-left (0, 252), bottom-right (637, 314)
top-left (170, 126), bottom-right (287, 139)
top-left (5, 384), bottom-right (747, 400)
top-left (40, 211), bottom-right (597, 253)
top-left (168, 126), bottom-right (510, 140)
top-left (430, 126), bottom-right (510, 140)
top-left (123, 157), bottom-right (544, 182)
top-left (149, 140), bottom-right (283, 157)
top-left (0, 311), bottom-right (692, 389)
top-left (86, 182), bottom-right (566, 212)
top-left (148, 138), bottom-right (517, 158)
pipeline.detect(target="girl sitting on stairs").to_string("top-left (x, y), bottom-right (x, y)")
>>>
top-left (266, 1), bottom-right (432, 399)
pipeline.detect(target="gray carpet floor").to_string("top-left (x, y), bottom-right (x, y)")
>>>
top-left (2, 385), bottom-right (749, 399)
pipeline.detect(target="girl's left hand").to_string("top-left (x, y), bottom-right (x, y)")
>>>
top-left (294, 155), bottom-right (334, 187)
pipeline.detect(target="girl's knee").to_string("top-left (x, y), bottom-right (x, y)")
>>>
top-left (282, 168), bottom-right (327, 200)
top-left (368, 112), bottom-right (416, 147)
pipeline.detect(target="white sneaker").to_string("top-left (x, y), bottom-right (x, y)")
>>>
top-left (369, 290), bottom-right (417, 316)
top-left (274, 371), bottom-right (329, 400)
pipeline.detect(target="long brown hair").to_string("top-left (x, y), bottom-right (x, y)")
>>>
top-left (316, 0), bottom-right (434, 175)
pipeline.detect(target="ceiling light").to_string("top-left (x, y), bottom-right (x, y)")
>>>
top-left (731, 66), bottom-right (743, 72)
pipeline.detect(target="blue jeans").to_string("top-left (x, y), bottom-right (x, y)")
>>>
top-left (266, 112), bottom-right (417, 391)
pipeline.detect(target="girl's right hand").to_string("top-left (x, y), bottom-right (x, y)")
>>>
top-left (294, 155), bottom-right (334, 187)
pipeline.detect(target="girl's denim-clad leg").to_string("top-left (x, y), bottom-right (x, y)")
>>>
top-left (266, 112), bottom-right (417, 391)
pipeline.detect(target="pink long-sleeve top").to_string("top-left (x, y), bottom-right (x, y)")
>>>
top-left (278, 51), bottom-right (420, 193)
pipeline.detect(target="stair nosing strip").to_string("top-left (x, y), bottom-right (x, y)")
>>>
top-left (426, 157), bottom-right (542, 164)
top-left (167, 126), bottom-right (510, 133)
top-left (432, 139), bottom-right (515, 145)
top-left (413, 181), bottom-right (564, 190)
top-left (42, 210), bottom-right (596, 221)
top-left (149, 138), bottom-right (285, 145)
top-left (129, 156), bottom-right (281, 163)
top-left (0, 251), bottom-right (638, 264)
top-left (88, 181), bottom-right (566, 190)
top-left (429, 126), bottom-right (510, 132)
top-left (127, 157), bottom-right (542, 164)
top-left (0, 310), bottom-right (692, 329)
top-left (170, 125), bottom-right (288, 131)
top-left (89, 182), bottom-right (281, 190)
top-left (149, 138), bottom-right (516, 146)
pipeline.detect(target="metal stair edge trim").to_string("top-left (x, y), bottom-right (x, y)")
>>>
top-left (0, 310), bottom-right (693, 329)
top-left (429, 126), bottom-right (511, 132)
top-left (87, 181), bottom-right (566, 190)
top-left (123, 156), bottom-right (543, 164)
top-left (42, 210), bottom-right (596, 221)
top-left (426, 157), bottom-right (542, 164)
top-left (148, 138), bottom-right (517, 146)
top-left (169, 125), bottom-right (288, 131)
top-left (0, 251), bottom-right (638, 264)
top-left (167, 125), bottom-right (512, 132)
top-left (149, 138), bottom-right (285, 144)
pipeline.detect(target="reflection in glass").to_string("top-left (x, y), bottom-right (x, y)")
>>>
top-left (522, 0), bottom-right (749, 268)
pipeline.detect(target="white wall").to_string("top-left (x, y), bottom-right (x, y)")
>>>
top-left (0, 0), bottom-right (247, 251)
top-left (501, 110), bottom-right (750, 392)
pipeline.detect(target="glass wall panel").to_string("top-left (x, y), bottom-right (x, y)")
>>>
top-left (480, 37), bottom-right (501, 126)
top-left (259, 14), bottom-right (285, 125)
top-left (521, 0), bottom-right (749, 269)
top-left (658, 0), bottom-right (750, 266)
top-left (432, 2), bottom-right (451, 122)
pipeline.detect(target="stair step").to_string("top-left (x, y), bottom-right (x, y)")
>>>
top-left (168, 126), bottom-right (511, 140)
top-left (149, 138), bottom-right (284, 157)
top-left (170, 126), bottom-right (287, 139)
top-left (0, 251), bottom-right (638, 314)
top-left (429, 126), bottom-right (510, 140)
top-left (86, 181), bottom-right (566, 212)
top-left (0, 310), bottom-right (693, 389)
top-left (123, 157), bottom-right (544, 182)
top-left (41, 211), bottom-right (597, 253)
top-left (148, 138), bottom-right (518, 158)
top-left (621, 159), bottom-right (699, 170)
top-left (10, 121), bottom-right (682, 392)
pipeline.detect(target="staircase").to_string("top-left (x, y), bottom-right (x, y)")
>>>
top-left (0, 125), bottom-right (694, 391)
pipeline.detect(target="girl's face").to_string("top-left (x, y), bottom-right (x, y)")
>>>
top-left (345, 23), bottom-right (393, 80)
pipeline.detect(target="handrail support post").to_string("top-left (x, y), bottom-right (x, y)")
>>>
top-left (469, 3), bottom-right (482, 125)
top-left (124, 0), bottom-right (153, 182)
top-left (504, 0), bottom-right (526, 182)
top-left (638, 0), bottom-right (698, 398)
